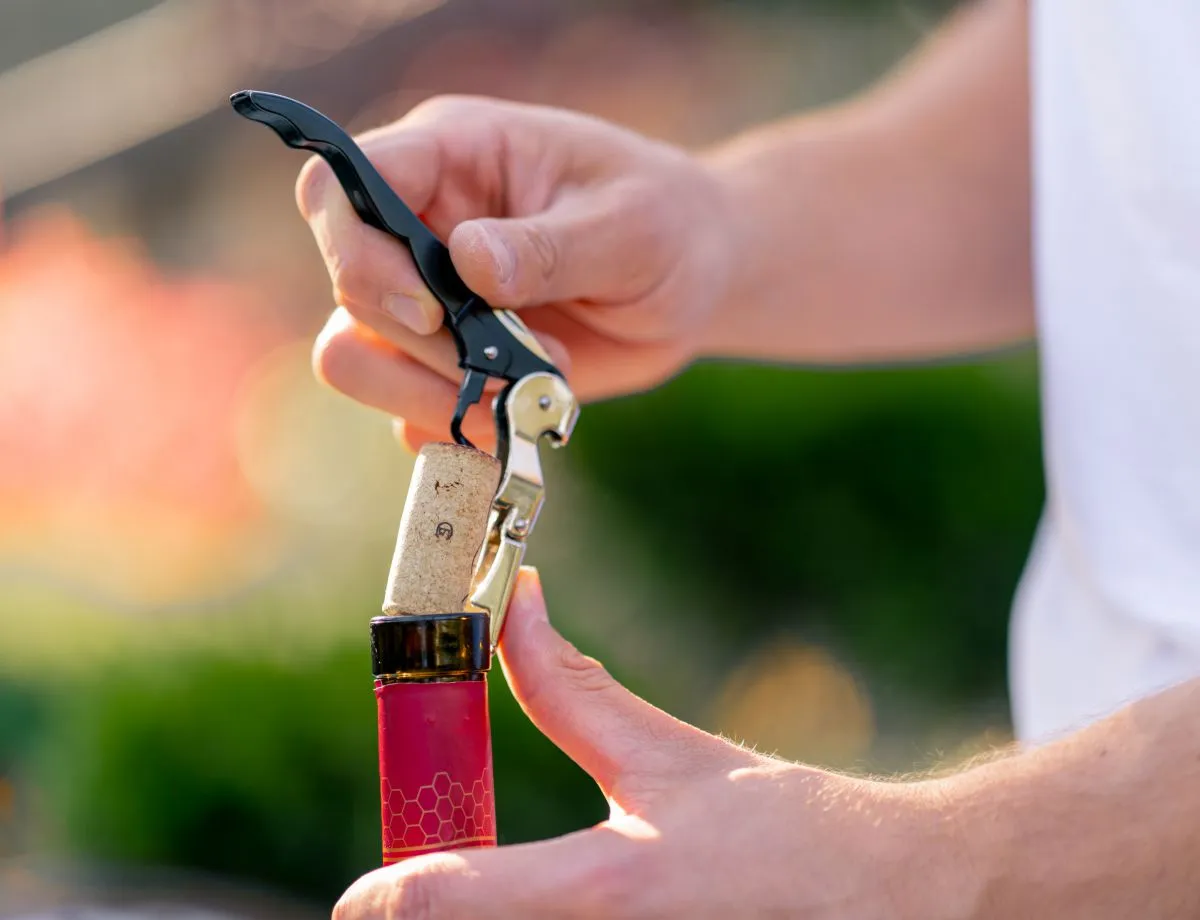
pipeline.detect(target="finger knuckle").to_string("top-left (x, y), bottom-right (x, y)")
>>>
top-left (383, 871), bottom-right (445, 920)
top-left (509, 221), bottom-right (560, 300)
top-left (556, 642), bottom-right (616, 696)
top-left (327, 247), bottom-right (372, 305)
top-left (330, 896), bottom-right (359, 920)
top-left (569, 850), bottom-right (644, 917)
top-left (527, 222), bottom-right (561, 280)
top-left (406, 93), bottom-right (479, 124)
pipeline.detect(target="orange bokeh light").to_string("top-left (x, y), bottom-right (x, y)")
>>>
top-left (0, 207), bottom-right (287, 604)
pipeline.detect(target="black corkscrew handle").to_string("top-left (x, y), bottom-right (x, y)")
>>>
top-left (231, 90), bottom-right (561, 447)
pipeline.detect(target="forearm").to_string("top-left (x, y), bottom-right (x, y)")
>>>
top-left (944, 679), bottom-right (1200, 917)
top-left (700, 0), bottom-right (1032, 364)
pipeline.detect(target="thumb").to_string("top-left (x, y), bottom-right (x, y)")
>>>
top-left (498, 567), bottom-right (724, 799)
top-left (333, 824), bottom-right (635, 920)
top-left (448, 187), bottom-right (656, 308)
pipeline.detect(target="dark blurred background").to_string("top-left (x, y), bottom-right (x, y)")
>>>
top-left (0, 0), bottom-right (1040, 914)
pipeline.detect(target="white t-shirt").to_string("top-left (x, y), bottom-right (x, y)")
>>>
top-left (1012, 1), bottom-right (1200, 743)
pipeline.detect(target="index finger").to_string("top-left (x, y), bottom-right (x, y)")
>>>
top-left (295, 120), bottom-right (443, 226)
top-left (296, 127), bottom-right (448, 336)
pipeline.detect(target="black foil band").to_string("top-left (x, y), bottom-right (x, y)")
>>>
top-left (371, 613), bottom-right (491, 679)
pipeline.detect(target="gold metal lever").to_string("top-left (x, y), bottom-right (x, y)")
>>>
top-left (469, 373), bottom-right (579, 644)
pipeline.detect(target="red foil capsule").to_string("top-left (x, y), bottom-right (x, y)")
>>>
top-left (371, 613), bottom-right (498, 865)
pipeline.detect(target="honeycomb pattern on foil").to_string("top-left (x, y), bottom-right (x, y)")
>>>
top-left (383, 769), bottom-right (494, 853)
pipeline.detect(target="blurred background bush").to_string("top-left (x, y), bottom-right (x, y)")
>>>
top-left (0, 0), bottom-right (1040, 912)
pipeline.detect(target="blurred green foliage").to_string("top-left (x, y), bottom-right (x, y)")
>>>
top-left (4, 354), bottom-right (1042, 905)
top-left (32, 642), bottom-right (606, 903)
top-left (0, 679), bottom-right (44, 774)
top-left (39, 647), bottom-right (380, 899)
top-left (572, 358), bottom-right (1042, 704)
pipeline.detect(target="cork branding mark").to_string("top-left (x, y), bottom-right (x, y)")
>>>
top-left (382, 443), bottom-right (501, 616)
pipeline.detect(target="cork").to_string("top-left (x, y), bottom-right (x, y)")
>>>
top-left (383, 443), bottom-right (502, 615)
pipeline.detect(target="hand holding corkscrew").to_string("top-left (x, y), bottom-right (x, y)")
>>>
top-left (231, 90), bottom-right (579, 863)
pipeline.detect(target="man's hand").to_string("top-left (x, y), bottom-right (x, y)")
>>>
top-left (298, 98), bottom-right (735, 451)
top-left (300, 1), bottom-right (1033, 452)
top-left (332, 573), bottom-right (1200, 919)
top-left (333, 569), bottom-right (969, 920)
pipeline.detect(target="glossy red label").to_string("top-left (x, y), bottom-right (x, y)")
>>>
top-left (376, 679), bottom-right (497, 864)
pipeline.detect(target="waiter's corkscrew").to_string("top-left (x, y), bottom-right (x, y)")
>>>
top-left (231, 90), bottom-right (579, 643)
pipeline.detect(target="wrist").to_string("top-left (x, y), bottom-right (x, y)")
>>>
top-left (929, 694), bottom-right (1200, 920)
top-left (926, 733), bottom-right (1150, 920)
top-left (691, 142), bottom-right (761, 360)
top-left (881, 777), bottom-right (999, 920)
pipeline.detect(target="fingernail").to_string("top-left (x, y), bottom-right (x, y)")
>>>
top-left (390, 418), bottom-right (417, 454)
top-left (383, 293), bottom-right (431, 333)
top-left (480, 226), bottom-right (516, 284)
top-left (518, 566), bottom-right (549, 623)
